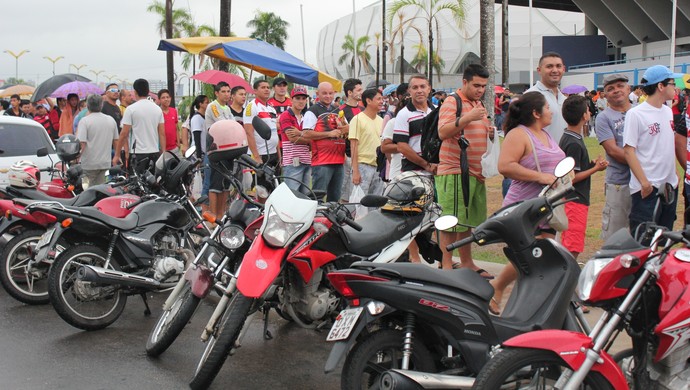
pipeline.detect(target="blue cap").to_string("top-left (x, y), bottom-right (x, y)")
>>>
top-left (642, 65), bottom-right (683, 86)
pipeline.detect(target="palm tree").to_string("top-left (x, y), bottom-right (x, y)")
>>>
top-left (386, 11), bottom-right (424, 83)
top-left (338, 35), bottom-right (372, 77)
top-left (388, 0), bottom-right (467, 88)
top-left (218, 0), bottom-right (231, 72)
top-left (247, 11), bottom-right (290, 50)
top-left (146, 1), bottom-right (193, 38)
top-left (409, 44), bottom-right (445, 79)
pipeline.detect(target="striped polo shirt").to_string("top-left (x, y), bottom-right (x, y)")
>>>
top-left (392, 101), bottom-right (433, 172)
top-left (277, 107), bottom-right (311, 166)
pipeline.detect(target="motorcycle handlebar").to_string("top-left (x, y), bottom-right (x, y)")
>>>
top-left (239, 154), bottom-right (261, 170)
top-left (446, 235), bottom-right (474, 251)
top-left (343, 217), bottom-right (363, 231)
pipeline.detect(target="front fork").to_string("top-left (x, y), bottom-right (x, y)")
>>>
top-left (201, 265), bottom-right (241, 342)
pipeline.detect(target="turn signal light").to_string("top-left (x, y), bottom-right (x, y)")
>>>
top-left (67, 185), bottom-right (75, 191)
top-left (5, 210), bottom-right (11, 219)
top-left (202, 211), bottom-right (216, 224)
top-left (61, 218), bottom-right (73, 228)
top-left (619, 254), bottom-right (640, 268)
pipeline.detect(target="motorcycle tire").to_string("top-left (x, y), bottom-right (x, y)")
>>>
top-left (0, 229), bottom-right (50, 305)
top-left (189, 291), bottom-right (254, 390)
top-left (341, 329), bottom-right (436, 390)
top-left (48, 244), bottom-right (127, 331)
top-left (146, 281), bottom-right (201, 357)
top-left (472, 348), bottom-right (614, 390)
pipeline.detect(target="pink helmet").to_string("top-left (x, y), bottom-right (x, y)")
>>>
top-left (207, 120), bottom-right (248, 163)
top-left (9, 160), bottom-right (40, 188)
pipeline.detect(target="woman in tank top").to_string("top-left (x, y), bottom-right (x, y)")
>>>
top-left (491, 91), bottom-right (565, 315)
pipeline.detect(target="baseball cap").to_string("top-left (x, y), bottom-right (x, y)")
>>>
top-left (273, 77), bottom-right (288, 87)
top-left (291, 86), bottom-right (309, 98)
top-left (642, 65), bottom-right (683, 86)
top-left (602, 73), bottom-right (628, 87)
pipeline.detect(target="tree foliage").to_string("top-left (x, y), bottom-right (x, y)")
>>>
top-left (247, 11), bottom-right (290, 50)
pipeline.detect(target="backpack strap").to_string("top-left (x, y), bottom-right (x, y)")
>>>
top-left (451, 93), bottom-right (463, 135)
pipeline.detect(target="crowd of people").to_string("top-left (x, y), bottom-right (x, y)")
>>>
top-left (1, 51), bottom-right (685, 317)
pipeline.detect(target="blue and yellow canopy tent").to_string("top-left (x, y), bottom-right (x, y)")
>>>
top-left (158, 36), bottom-right (342, 90)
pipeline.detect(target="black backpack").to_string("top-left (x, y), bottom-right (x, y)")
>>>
top-left (421, 93), bottom-right (461, 164)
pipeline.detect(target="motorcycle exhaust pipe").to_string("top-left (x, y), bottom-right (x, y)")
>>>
top-left (379, 369), bottom-right (474, 390)
top-left (77, 264), bottom-right (161, 289)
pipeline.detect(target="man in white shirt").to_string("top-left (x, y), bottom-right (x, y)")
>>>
top-left (77, 94), bottom-right (119, 185)
top-left (113, 79), bottom-right (165, 170)
top-left (526, 52), bottom-right (567, 143)
top-left (624, 65), bottom-right (681, 234)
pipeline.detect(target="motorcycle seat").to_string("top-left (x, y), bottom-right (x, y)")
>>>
top-left (8, 187), bottom-right (79, 206)
top-left (341, 210), bottom-right (425, 257)
top-left (13, 197), bottom-right (78, 207)
top-left (349, 261), bottom-right (494, 302)
top-left (74, 207), bottom-right (139, 230)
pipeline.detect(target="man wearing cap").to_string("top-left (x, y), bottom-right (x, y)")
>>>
top-left (279, 86), bottom-right (311, 194)
top-left (596, 74), bottom-right (633, 239)
top-left (526, 52), bottom-right (568, 143)
top-left (624, 65), bottom-right (681, 234)
top-left (33, 103), bottom-right (56, 140)
top-left (268, 77), bottom-right (292, 116)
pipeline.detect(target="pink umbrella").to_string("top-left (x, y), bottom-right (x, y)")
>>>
top-left (191, 70), bottom-right (254, 93)
top-left (50, 81), bottom-right (103, 99)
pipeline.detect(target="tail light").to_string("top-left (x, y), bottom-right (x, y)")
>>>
top-left (327, 272), bottom-right (389, 300)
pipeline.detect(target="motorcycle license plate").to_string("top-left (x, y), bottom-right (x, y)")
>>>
top-left (326, 307), bottom-right (363, 341)
top-left (36, 228), bottom-right (55, 249)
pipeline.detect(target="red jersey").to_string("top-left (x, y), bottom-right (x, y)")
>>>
top-left (268, 97), bottom-right (292, 116)
top-left (303, 102), bottom-right (345, 166)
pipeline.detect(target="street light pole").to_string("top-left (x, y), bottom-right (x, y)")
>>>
top-left (70, 64), bottom-right (87, 76)
top-left (90, 69), bottom-right (105, 85)
top-left (4, 49), bottom-right (30, 81)
top-left (43, 55), bottom-right (65, 76)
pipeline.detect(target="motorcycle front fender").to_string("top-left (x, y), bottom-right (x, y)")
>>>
top-left (185, 264), bottom-right (214, 299)
top-left (324, 304), bottom-right (396, 373)
top-left (236, 238), bottom-right (289, 298)
top-left (503, 330), bottom-right (628, 390)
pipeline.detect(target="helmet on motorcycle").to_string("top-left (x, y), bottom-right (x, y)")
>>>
top-left (154, 151), bottom-right (193, 195)
top-left (206, 120), bottom-right (248, 163)
top-left (381, 172), bottom-right (434, 213)
top-left (8, 160), bottom-right (40, 188)
top-left (55, 134), bottom-right (81, 162)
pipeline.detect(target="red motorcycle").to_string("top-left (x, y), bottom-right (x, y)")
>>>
top-left (473, 225), bottom-right (690, 389)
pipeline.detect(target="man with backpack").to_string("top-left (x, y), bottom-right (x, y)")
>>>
top-left (435, 64), bottom-right (494, 275)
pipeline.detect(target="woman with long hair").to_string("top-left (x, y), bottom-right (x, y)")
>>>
top-left (189, 94), bottom-right (209, 159)
top-left (490, 91), bottom-right (565, 315)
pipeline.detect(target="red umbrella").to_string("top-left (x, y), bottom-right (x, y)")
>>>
top-left (494, 85), bottom-right (505, 94)
top-left (191, 70), bottom-right (254, 93)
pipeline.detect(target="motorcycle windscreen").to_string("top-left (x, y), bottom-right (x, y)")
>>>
top-left (236, 238), bottom-right (289, 298)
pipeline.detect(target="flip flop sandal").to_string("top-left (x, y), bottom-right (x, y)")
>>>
top-left (489, 297), bottom-right (501, 315)
top-left (475, 268), bottom-right (495, 280)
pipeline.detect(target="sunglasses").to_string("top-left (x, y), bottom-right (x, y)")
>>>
top-left (108, 88), bottom-right (120, 93)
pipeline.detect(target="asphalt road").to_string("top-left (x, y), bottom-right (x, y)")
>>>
top-left (0, 289), bottom-right (342, 390)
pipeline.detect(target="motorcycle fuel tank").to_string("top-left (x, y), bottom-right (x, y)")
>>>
top-left (133, 199), bottom-right (191, 229)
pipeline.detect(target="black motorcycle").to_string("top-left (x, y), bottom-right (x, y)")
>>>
top-left (323, 157), bottom-right (599, 389)
top-left (28, 150), bottom-right (209, 330)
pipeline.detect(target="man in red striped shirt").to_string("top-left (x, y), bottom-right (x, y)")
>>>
top-left (280, 86), bottom-right (312, 194)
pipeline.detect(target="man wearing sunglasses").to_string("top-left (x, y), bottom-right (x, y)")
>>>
top-left (102, 83), bottom-right (123, 130)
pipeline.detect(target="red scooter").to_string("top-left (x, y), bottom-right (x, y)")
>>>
top-left (473, 224), bottom-right (690, 389)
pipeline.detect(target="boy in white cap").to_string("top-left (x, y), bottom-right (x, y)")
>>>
top-left (624, 65), bottom-right (682, 234)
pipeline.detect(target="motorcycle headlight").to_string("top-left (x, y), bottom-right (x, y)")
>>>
top-left (219, 225), bottom-right (245, 249)
top-left (576, 257), bottom-right (614, 302)
top-left (262, 206), bottom-right (304, 247)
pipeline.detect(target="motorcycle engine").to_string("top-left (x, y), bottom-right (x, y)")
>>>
top-left (152, 232), bottom-right (185, 281)
top-left (647, 343), bottom-right (690, 390)
top-left (279, 268), bottom-right (340, 324)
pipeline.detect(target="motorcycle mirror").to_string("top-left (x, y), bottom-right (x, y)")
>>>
top-left (435, 215), bottom-right (459, 231)
top-left (360, 195), bottom-right (388, 208)
top-left (185, 145), bottom-right (196, 159)
top-left (252, 116), bottom-right (273, 141)
top-left (554, 157), bottom-right (576, 179)
top-left (36, 147), bottom-right (48, 157)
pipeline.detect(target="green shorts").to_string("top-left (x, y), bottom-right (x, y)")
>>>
top-left (435, 174), bottom-right (486, 232)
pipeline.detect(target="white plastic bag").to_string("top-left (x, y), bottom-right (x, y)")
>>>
top-left (349, 184), bottom-right (368, 219)
top-left (191, 170), bottom-right (202, 200)
top-left (481, 126), bottom-right (500, 178)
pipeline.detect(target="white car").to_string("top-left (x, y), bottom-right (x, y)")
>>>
top-left (0, 116), bottom-right (58, 187)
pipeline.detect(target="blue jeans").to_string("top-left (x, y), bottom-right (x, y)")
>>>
top-left (312, 164), bottom-right (344, 202)
top-left (202, 155), bottom-right (210, 198)
top-left (630, 186), bottom-right (677, 236)
top-left (282, 164), bottom-right (311, 194)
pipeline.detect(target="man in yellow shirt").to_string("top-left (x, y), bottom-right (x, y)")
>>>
top-left (349, 88), bottom-right (384, 196)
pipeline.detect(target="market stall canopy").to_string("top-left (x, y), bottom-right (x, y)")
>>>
top-left (0, 85), bottom-right (35, 98)
top-left (158, 37), bottom-right (341, 90)
top-left (32, 73), bottom-right (91, 102)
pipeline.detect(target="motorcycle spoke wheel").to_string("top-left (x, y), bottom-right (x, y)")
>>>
top-left (48, 244), bottom-right (127, 331)
top-left (0, 230), bottom-right (50, 305)
top-left (342, 329), bottom-right (435, 390)
top-left (473, 348), bottom-right (614, 390)
top-left (146, 281), bottom-right (200, 357)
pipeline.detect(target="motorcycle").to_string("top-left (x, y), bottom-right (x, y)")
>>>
top-left (27, 148), bottom-right (209, 331)
top-left (188, 156), bottom-right (443, 388)
top-left (321, 157), bottom-right (604, 390)
top-left (472, 223), bottom-right (690, 389)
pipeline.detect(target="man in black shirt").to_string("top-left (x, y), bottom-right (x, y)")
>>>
top-left (102, 83), bottom-right (123, 130)
top-left (339, 78), bottom-right (363, 201)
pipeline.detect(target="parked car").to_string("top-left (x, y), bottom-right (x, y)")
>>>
top-left (0, 116), bottom-right (58, 187)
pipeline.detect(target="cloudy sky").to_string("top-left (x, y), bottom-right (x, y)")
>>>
top-left (1, 0), bottom-right (378, 86)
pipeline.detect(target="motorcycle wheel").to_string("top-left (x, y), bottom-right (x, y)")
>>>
top-left (189, 292), bottom-right (254, 390)
top-left (146, 281), bottom-right (201, 357)
top-left (472, 348), bottom-right (614, 390)
top-left (48, 244), bottom-right (127, 331)
top-left (0, 229), bottom-right (50, 305)
top-left (342, 329), bottom-right (435, 390)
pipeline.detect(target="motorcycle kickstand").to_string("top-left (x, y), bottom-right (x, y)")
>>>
top-left (262, 305), bottom-right (273, 340)
top-left (141, 293), bottom-right (152, 316)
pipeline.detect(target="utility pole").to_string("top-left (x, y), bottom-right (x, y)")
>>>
top-left (382, 0), bottom-right (386, 82)
top-left (502, 0), bottom-right (509, 86)
top-left (165, 0), bottom-right (176, 107)
top-left (4, 50), bottom-right (30, 80)
top-left (43, 55), bottom-right (65, 76)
